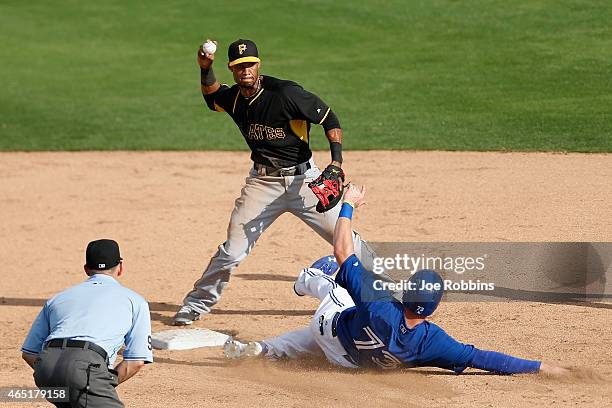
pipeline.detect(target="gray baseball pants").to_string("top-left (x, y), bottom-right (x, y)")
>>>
top-left (182, 159), bottom-right (375, 314)
top-left (33, 346), bottom-right (122, 408)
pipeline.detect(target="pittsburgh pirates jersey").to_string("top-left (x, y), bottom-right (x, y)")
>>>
top-left (204, 76), bottom-right (333, 168)
top-left (334, 255), bottom-right (477, 371)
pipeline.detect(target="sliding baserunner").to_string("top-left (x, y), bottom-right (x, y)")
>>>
top-left (224, 184), bottom-right (568, 376)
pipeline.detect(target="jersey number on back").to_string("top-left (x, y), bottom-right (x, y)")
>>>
top-left (353, 326), bottom-right (401, 369)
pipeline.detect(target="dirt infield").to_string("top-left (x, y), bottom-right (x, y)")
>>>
top-left (1, 151), bottom-right (611, 407)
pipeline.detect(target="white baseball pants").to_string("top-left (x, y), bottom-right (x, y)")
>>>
top-left (262, 268), bottom-right (358, 368)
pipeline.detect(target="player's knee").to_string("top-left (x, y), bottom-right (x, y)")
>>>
top-left (217, 241), bottom-right (250, 262)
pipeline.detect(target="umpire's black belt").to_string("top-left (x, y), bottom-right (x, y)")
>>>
top-left (45, 338), bottom-right (108, 361)
top-left (254, 161), bottom-right (311, 177)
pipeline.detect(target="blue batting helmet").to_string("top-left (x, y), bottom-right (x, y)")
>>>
top-left (310, 255), bottom-right (339, 276)
top-left (402, 269), bottom-right (444, 317)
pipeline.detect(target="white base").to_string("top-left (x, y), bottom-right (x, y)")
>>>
top-left (151, 328), bottom-right (230, 350)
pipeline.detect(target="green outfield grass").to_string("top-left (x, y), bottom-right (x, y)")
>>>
top-left (1, 0), bottom-right (611, 152)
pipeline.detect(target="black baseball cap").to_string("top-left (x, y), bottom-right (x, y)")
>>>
top-left (228, 39), bottom-right (260, 67)
top-left (86, 239), bottom-right (122, 270)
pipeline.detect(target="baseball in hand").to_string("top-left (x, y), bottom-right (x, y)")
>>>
top-left (203, 41), bottom-right (216, 55)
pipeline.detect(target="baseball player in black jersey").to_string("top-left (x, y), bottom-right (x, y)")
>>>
top-left (173, 38), bottom-right (375, 325)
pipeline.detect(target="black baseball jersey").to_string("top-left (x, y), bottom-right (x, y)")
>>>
top-left (203, 76), bottom-right (334, 168)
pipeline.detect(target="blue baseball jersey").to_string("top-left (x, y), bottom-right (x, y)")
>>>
top-left (22, 274), bottom-right (153, 367)
top-left (335, 255), bottom-right (477, 371)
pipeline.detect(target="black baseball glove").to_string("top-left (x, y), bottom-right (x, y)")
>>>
top-left (308, 164), bottom-right (345, 213)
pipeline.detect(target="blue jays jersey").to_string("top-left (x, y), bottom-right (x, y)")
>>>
top-left (335, 255), bottom-right (477, 371)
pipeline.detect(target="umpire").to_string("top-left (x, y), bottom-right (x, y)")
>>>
top-left (21, 239), bottom-right (153, 408)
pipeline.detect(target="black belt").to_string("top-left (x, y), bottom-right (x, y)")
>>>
top-left (331, 311), bottom-right (341, 337)
top-left (319, 312), bottom-right (342, 338)
top-left (45, 339), bottom-right (108, 362)
top-left (254, 161), bottom-right (311, 177)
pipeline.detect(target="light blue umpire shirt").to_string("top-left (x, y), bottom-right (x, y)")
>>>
top-left (22, 273), bottom-right (153, 367)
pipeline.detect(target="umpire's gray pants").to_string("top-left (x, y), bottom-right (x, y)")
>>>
top-left (183, 159), bottom-right (375, 314)
top-left (34, 347), bottom-right (122, 408)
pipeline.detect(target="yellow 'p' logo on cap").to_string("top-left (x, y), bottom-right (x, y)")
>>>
top-left (238, 44), bottom-right (247, 55)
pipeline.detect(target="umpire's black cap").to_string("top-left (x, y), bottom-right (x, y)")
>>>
top-left (86, 239), bottom-right (122, 270)
top-left (228, 39), bottom-right (260, 67)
